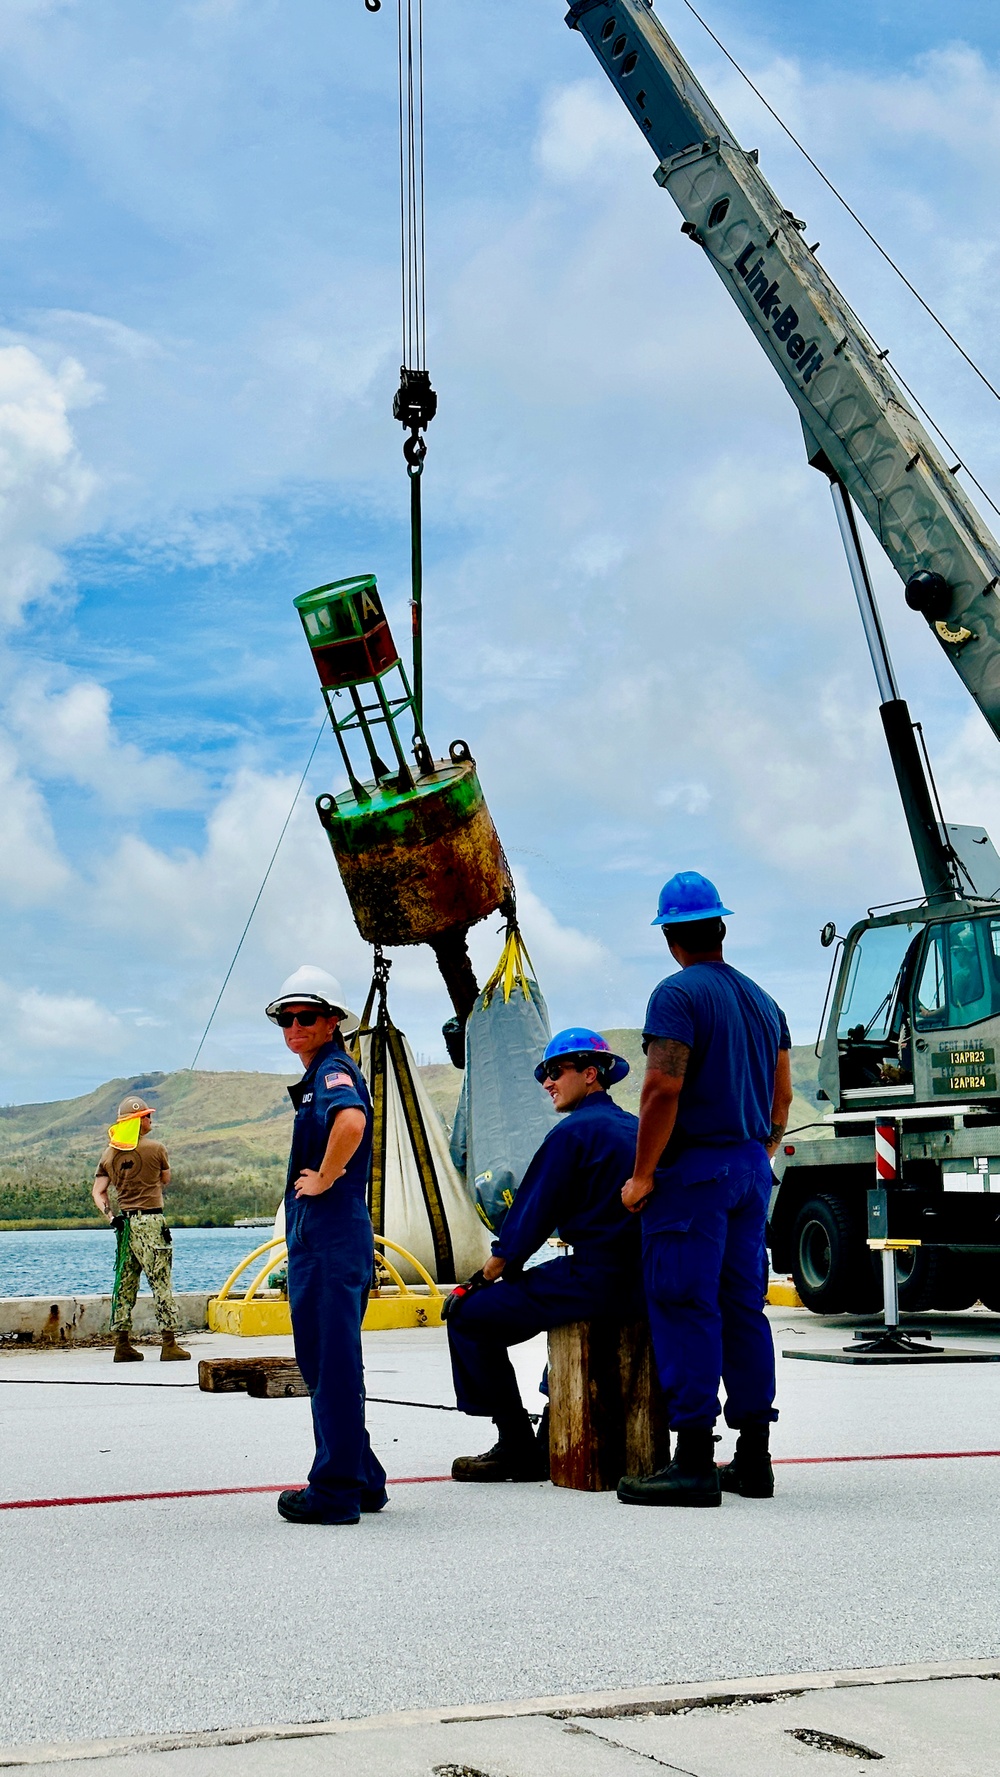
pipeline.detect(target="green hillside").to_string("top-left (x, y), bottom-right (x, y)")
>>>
top-left (0, 1069), bottom-right (297, 1229)
top-left (0, 1038), bottom-right (827, 1229)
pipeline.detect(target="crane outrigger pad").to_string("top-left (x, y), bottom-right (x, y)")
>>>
top-left (785, 1344), bottom-right (1000, 1365)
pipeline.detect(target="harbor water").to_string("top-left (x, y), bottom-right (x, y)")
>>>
top-left (0, 1226), bottom-right (269, 1298)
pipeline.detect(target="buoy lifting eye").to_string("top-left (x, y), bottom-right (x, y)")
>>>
top-left (449, 739), bottom-right (473, 765)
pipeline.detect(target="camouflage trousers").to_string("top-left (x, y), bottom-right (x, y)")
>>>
top-left (110, 1211), bottom-right (179, 1333)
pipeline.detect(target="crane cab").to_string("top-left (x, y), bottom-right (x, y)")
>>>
top-left (819, 904), bottom-right (1000, 1117)
top-left (770, 896), bottom-right (1000, 1316)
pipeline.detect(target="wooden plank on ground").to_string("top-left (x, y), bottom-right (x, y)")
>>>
top-left (198, 1357), bottom-right (309, 1398)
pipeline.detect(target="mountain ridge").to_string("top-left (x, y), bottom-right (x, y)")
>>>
top-left (0, 1038), bottom-right (826, 1228)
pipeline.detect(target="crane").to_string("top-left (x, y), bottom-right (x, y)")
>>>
top-left (566, 0), bottom-right (1000, 1322)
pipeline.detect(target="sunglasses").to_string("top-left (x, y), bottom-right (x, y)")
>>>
top-left (542, 1057), bottom-right (581, 1081)
top-left (274, 1008), bottom-right (327, 1029)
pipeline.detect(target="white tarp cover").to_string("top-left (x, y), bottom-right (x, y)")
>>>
top-left (356, 1021), bottom-right (491, 1284)
top-left (450, 928), bottom-right (558, 1232)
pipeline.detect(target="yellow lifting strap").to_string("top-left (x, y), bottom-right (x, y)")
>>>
top-left (480, 923), bottom-right (538, 1009)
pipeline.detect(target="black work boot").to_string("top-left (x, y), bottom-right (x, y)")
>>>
top-left (452, 1411), bottom-right (548, 1483)
top-left (617, 1427), bottom-right (721, 1508)
top-left (720, 1424), bottom-right (774, 1498)
top-left (113, 1331), bottom-right (143, 1363)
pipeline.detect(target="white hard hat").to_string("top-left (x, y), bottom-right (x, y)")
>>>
top-left (265, 965), bottom-right (357, 1033)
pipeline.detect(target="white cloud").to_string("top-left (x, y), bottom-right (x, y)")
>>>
top-left (0, 979), bottom-right (121, 1057)
top-left (5, 673), bottom-right (200, 813)
top-left (0, 737), bottom-right (70, 905)
top-left (0, 344), bottom-right (97, 625)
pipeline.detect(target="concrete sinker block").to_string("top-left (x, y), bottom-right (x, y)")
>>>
top-left (0, 1292), bottom-right (210, 1345)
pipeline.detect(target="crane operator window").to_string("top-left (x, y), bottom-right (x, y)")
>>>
top-left (913, 917), bottom-right (1000, 1032)
top-left (836, 923), bottom-right (918, 1090)
top-left (837, 924), bottom-right (915, 1044)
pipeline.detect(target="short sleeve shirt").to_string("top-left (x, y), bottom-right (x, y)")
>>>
top-left (286, 1040), bottom-right (373, 1207)
top-left (97, 1138), bottom-right (169, 1212)
top-left (643, 960), bottom-right (791, 1150)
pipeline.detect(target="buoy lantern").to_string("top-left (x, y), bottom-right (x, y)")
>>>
top-left (295, 574), bottom-right (400, 687)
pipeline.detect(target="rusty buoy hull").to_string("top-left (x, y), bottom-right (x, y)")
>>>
top-left (316, 758), bottom-right (510, 948)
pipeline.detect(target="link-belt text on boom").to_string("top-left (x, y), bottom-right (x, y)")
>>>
top-left (734, 242), bottom-right (825, 385)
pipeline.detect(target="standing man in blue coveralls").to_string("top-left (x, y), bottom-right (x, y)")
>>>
top-left (265, 964), bottom-right (388, 1526)
top-left (448, 1028), bottom-right (641, 1482)
top-left (618, 873), bottom-right (793, 1509)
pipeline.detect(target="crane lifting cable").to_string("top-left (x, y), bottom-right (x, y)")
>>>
top-left (293, 1), bottom-right (518, 1068)
top-left (392, 0), bottom-right (436, 732)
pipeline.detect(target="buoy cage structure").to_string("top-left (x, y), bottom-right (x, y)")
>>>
top-left (295, 573), bottom-right (512, 1022)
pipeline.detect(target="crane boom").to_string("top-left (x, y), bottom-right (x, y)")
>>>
top-left (567, 0), bottom-right (1000, 742)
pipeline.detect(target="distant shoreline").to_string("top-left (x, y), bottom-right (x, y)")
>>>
top-left (0, 1217), bottom-right (256, 1233)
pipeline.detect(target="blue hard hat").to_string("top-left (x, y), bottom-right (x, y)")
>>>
top-left (652, 870), bottom-right (733, 927)
top-left (534, 1027), bottom-right (630, 1087)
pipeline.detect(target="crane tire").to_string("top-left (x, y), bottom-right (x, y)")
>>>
top-left (969, 1258), bottom-right (1000, 1313)
top-left (895, 1249), bottom-right (978, 1312)
top-left (791, 1193), bottom-right (876, 1314)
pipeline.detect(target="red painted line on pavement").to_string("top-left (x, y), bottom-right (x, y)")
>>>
top-left (5, 1450), bottom-right (1000, 1510)
top-left (772, 1449), bottom-right (1000, 1466)
top-left (0, 1476), bottom-right (453, 1511)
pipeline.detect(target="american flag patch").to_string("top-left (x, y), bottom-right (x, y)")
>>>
top-left (325, 1072), bottom-right (353, 1089)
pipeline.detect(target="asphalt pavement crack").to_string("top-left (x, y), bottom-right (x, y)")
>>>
top-left (562, 1719), bottom-right (704, 1774)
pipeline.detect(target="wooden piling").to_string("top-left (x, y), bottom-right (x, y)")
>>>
top-left (547, 1318), bottom-right (669, 1491)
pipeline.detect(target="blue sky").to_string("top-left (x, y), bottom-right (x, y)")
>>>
top-left (2, 0), bottom-right (1000, 1100)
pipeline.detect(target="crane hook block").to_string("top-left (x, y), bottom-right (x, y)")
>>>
top-left (393, 366), bottom-right (437, 435)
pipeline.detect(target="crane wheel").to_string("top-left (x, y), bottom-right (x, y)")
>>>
top-left (895, 1249), bottom-right (978, 1313)
top-left (790, 1193), bottom-right (878, 1314)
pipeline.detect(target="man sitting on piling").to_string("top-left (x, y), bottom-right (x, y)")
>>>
top-left (448, 1028), bottom-right (640, 1482)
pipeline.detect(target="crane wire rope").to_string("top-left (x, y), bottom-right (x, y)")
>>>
top-left (675, 0), bottom-right (1000, 413)
top-left (398, 0), bottom-right (427, 374)
top-left (188, 717), bottom-right (328, 1071)
top-left (393, 0), bottom-right (436, 734)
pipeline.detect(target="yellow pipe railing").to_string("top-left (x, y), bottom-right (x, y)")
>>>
top-left (214, 1232), bottom-right (444, 1304)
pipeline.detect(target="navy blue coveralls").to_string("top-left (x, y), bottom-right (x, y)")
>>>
top-left (641, 961), bottom-right (790, 1431)
top-left (447, 1093), bottom-right (642, 1421)
top-left (285, 1038), bottom-right (387, 1521)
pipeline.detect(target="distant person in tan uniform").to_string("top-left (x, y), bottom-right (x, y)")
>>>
top-left (92, 1094), bottom-right (191, 1364)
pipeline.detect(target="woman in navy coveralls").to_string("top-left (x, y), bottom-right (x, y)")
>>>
top-left (266, 965), bottom-right (387, 1526)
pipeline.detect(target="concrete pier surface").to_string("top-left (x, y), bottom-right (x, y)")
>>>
top-left (3, 1308), bottom-right (1000, 1766)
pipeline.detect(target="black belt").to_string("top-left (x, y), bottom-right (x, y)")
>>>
top-left (122, 1208), bottom-right (162, 1217)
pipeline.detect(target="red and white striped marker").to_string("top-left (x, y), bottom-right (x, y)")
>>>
top-left (875, 1119), bottom-right (898, 1184)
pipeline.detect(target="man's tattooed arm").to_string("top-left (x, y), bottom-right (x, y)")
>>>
top-left (623, 1038), bottom-right (691, 1212)
top-left (766, 1049), bottom-right (794, 1157)
top-left (644, 1037), bottom-right (691, 1080)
